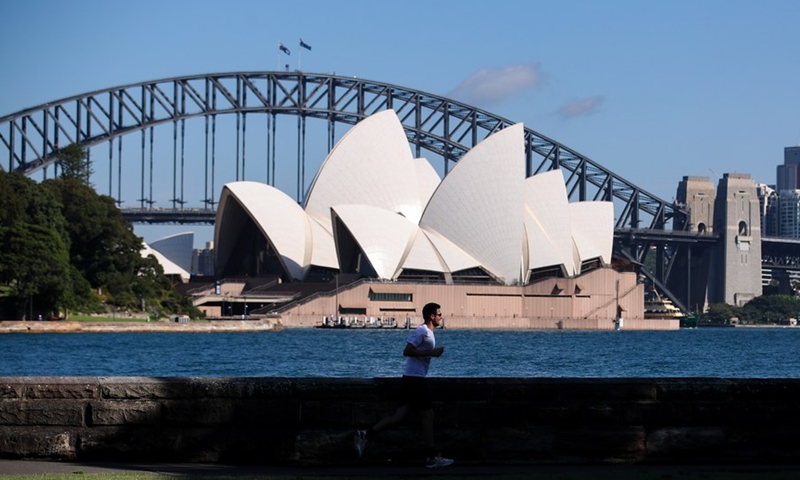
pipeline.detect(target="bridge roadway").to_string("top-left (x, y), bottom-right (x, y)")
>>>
top-left (123, 208), bottom-right (720, 246)
top-left (123, 207), bottom-right (216, 224)
top-left (124, 208), bottom-right (800, 271)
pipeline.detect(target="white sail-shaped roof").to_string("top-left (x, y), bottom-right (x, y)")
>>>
top-left (149, 232), bottom-right (194, 273)
top-left (212, 110), bottom-right (616, 286)
top-left (216, 182), bottom-right (312, 281)
top-left (407, 157), bottom-right (441, 222)
top-left (142, 243), bottom-right (190, 283)
top-left (307, 216), bottom-right (339, 269)
top-left (331, 204), bottom-right (417, 279)
top-left (569, 201), bottom-right (614, 270)
top-left (304, 109), bottom-right (431, 230)
top-left (418, 227), bottom-right (480, 273)
top-left (523, 204), bottom-right (567, 278)
top-left (420, 124), bottom-right (525, 285)
top-left (400, 229), bottom-right (448, 273)
top-left (523, 170), bottom-right (577, 276)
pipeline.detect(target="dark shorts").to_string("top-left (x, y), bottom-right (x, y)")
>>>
top-left (401, 375), bottom-right (432, 411)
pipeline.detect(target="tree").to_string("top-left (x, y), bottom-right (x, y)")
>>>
top-left (0, 223), bottom-right (71, 318)
top-left (56, 143), bottom-right (93, 185)
top-left (0, 171), bottom-right (67, 236)
top-left (43, 178), bottom-right (141, 289)
top-left (1, 164), bottom-right (196, 319)
top-left (0, 171), bottom-right (72, 318)
top-left (704, 303), bottom-right (737, 324)
top-left (42, 176), bottom-right (189, 314)
top-left (741, 295), bottom-right (800, 324)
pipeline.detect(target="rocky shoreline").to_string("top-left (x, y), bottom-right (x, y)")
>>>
top-left (0, 319), bottom-right (282, 333)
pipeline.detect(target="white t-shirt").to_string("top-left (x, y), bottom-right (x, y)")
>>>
top-left (403, 324), bottom-right (435, 377)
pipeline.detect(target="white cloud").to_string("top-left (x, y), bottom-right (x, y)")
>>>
top-left (448, 64), bottom-right (542, 106)
top-left (557, 96), bottom-right (605, 118)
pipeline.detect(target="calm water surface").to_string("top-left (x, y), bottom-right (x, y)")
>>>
top-left (1, 327), bottom-right (798, 378)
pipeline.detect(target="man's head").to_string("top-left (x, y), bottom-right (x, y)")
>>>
top-left (422, 302), bottom-right (442, 326)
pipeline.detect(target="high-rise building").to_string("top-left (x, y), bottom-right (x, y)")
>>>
top-left (756, 183), bottom-right (779, 237)
top-left (192, 242), bottom-right (215, 277)
top-left (776, 146), bottom-right (800, 190)
top-left (778, 190), bottom-right (800, 239)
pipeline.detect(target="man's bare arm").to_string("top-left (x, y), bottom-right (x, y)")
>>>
top-left (403, 343), bottom-right (444, 358)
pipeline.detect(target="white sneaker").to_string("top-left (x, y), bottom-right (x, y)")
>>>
top-left (354, 430), bottom-right (367, 457)
top-left (425, 454), bottom-right (454, 468)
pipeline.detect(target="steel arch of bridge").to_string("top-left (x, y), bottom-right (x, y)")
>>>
top-left (1, 71), bottom-right (688, 231)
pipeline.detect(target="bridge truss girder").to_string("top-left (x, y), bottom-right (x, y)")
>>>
top-left (1, 71), bottom-right (688, 232)
top-left (762, 237), bottom-right (800, 269)
top-left (614, 229), bottom-right (719, 313)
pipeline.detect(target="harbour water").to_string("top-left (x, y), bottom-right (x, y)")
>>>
top-left (1, 327), bottom-right (798, 378)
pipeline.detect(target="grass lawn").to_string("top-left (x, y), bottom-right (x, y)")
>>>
top-left (3, 465), bottom-right (800, 480)
top-left (64, 315), bottom-right (209, 323)
top-left (67, 314), bottom-right (149, 323)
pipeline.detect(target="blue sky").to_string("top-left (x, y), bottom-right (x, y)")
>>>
top-left (2, 0), bottom-right (799, 247)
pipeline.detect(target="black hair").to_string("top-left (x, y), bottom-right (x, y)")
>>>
top-left (422, 302), bottom-right (440, 321)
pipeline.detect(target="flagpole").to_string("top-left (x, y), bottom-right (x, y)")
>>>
top-left (298, 38), bottom-right (303, 71)
top-left (298, 38), bottom-right (311, 73)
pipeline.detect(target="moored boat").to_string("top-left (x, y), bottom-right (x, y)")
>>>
top-left (645, 291), bottom-right (700, 328)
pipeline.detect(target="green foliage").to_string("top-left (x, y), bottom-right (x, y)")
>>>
top-left (56, 142), bottom-right (93, 184)
top-left (0, 171), bottom-right (67, 237)
top-left (740, 294), bottom-right (800, 324)
top-left (0, 146), bottom-right (194, 319)
top-left (0, 223), bottom-right (71, 318)
top-left (704, 294), bottom-right (800, 325)
top-left (704, 303), bottom-right (736, 324)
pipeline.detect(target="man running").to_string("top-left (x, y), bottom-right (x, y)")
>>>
top-left (354, 302), bottom-right (453, 468)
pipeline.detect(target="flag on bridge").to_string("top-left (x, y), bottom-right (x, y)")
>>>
top-left (278, 42), bottom-right (291, 55)
top-left (299, 38), bottom-right (312, 51)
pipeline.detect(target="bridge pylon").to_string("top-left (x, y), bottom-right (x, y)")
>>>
top-left (671, 176), bottom-right (717, 313)
top-left (709, 173), bottom-right (762, 306)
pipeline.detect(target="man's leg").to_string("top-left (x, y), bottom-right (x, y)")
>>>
top-left (420, 408), bottom-right (435, 450)
top-left (355, 404), bottom-right (410, 457)
top-left (420, 407), bottom-right (453, 468)
top-left (373, 404), bottom-right (410, 433)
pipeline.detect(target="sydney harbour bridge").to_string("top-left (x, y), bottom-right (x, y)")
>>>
top-left (2, 71), bottom-right (798, 312)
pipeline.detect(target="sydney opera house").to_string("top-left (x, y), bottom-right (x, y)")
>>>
top-left (204, 110), bottom-right (655, 329)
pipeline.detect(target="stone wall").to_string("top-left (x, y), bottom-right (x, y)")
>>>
top-left (1, 377), bottom-right (799, 466)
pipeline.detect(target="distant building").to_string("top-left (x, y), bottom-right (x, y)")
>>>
top-left (761, 146), bottom-right (800, 239)
top-left (778, 190), bottom-right (800, 239)
top-left (776, 146), bottom-right (800, 190)
top-left (192, 242), bottom-right (215, 277)
top-left (756, 183), bottom-right (779, 237)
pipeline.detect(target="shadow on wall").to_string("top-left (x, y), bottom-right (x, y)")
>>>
top-left (2, 377), bottom-right (800, 466)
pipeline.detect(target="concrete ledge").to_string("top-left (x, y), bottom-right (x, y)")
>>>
top-left (0, 319), bottom-right (280, 333)
top-left (1, 377), bottom-right (799, 466)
